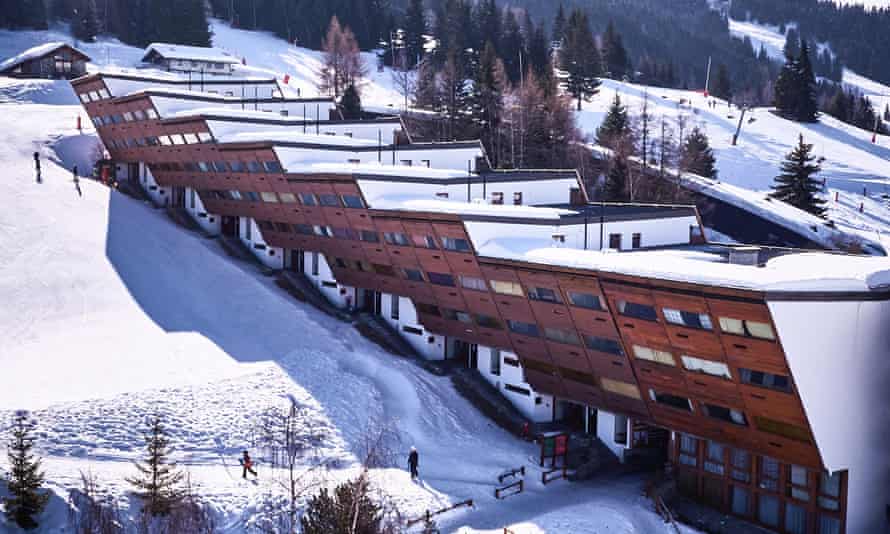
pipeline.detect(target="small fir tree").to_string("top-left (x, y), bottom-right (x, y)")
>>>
top-left (552, 3), bottom-right (566, 44)
top-left (340, 84), bottom-right (362, 119)
top-left (774, 48), bottom-right (799, 120)
top-left (680, 127), bottom-right (718, 179)
top-left (72, 0), bottom-right (99, 42)
top-left (602, 156), bottom-right (629, 201)
top-left (595, 94), bottom-right (630, 149)
top-left (300, 477), bottom-right (382, 534)
top-left (126, 416), bottom-right (185, 516)
top-left (795, 41), bottom-right (818, 122)
top-left (770, 134), bottom-right (826, 217)
top-left (3, 412), bottom-right (49, 530)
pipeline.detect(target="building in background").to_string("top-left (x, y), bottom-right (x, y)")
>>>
top-left (0, 42), bottom-right (89, 79)
top-left (142, 43), bottom-right (240, 75)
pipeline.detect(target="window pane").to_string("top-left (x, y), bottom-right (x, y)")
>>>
top-left (402, 268), bottom-right (424, 282)
top-left (528, 287), bottom-right (563, 303)
top-left (818, 515), bottom-right (841, 534)
top-left (583, 335), bottom-right (623, 355)
top-left (384, 232), bottom-right (411, 246)
top-left (318, 194), bottom-right (340, 207)
top-left (544, 327), bottom-right (581, 346)
top-left (600, 378), bottom-right (641, 400)
top-left (441, 237), bottom-right (471, 252)
top-left (785, 503), bottom-right (807, 534)
top-left (567, 291), bottom-right (604, 310)
top-left (278, 192), bottom-right (297, 203)
top-left (341, 194), bottom-right (365, 208)
top-left (758, 495), bottom-right (780, 527)
top-left (475, 314), bottom-right (502, 330)
top-left (618, 301), bottom-right (658, 321)
top-left (682, 355), bottom-right (732, 379)
top-left (649, 389), bottom-right (691, 411)
top-left (747, 321), bottom-right (775, 340)
top-left (260, 192), bottom-right (278, 202)
top-left (731, 486), bottom-right (750, 516)
top-left (507, 320), bottom-right (539, 337)
top-left (719, 317), bottom-right (745, 335)
top-left (427, 272), bottom-right (455, 287)
top-left (490, 280), bottom-right (524, 297)
top-left (633, 345), bottom-right (675, 366)
top-left (459, 276), bottom-right (487, 291)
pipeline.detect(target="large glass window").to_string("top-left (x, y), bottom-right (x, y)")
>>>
top-left (583, 335), bottom-right (623, 355)
top-left (739, 368), bottom-right (792, 393)
top-left (600, 378), bottom-right (641, 400)
top-left (567, 291), bottom-right (605, 310)
top-left (718, 317), bottom-right (776, 340)
top-left (341, 194), bottom-right (365, 208)
top-left (383, 232), bottom-right (410, 246)
top-left (758, 495), bottom-right (780, 527)
top-left (731, 486), bottom-right (750, 516)
top-left (544, 327), bottom-right (581, 346)
top-left (704, 442), bottom-right (725, 475)
top-left (359, 230), bottom-right (380, 243)
top-left (412, 235), bottom-right (437, 248)
top-left (703, 404), bottom-right (747, 426)
top-left (426, 272), bottom-right (455, 287)
top-left (402, 268), bottom-right (424, 282)
top-left (442, 309), bottom-right (472, 324)
top-left (490, 280), bottom-right (524, 297)
top-left (633, 345), bottom-right (675, 366)
top-left (754, 416), bottom-right (810, 443)
top-left (818, 472), bottom-right (841, 511)
top-left (298, 193), bottom-right (318, 206)
top-left (681, 355), bottom-right (732, 379)
top-left (662, 308), bottom-right (713, 330)
top-left (788, 465), bottom-right (810, 502)
top-left (260, 192), bottom-right (279, 203)
top-left (318, 193), bottom-right (340, 207)
top-left (617, 300), bottom-right (658, 321)
top-left (649, 389), bottom-right (692, 411)
top-left (528, 286), bottom-right (563, 303)
top-left (459, 276), bottom-right (487, 291)
top-left (818, 515), bottom-right (841, 534)
top-left (760, 457), bottom-right (780, 492)
top-left (441, 237), bottom-right (472, 252)
top-left (506, 320), bottom-right (539, 337)
top-left (475, 314), bottom-right (502, 330)
top-left (278, 192), bottom-right (297, 203)
top-left (731, 449), bottom-right (751, 483)
top-left (678, 434), bottom-right (697, 466)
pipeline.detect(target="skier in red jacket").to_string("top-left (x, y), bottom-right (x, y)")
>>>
top-left (240, 450), bottom-right (257, 478)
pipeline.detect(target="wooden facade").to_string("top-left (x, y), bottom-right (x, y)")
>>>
top-left (72, 75), bottom-right (854, 534)
top-left (1, 44), bottom-right (89, 79)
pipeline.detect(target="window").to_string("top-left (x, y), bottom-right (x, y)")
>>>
top-left (441, 237), bottom-right (471, 252)
top-left (260, 192), bottom-right (279, 203)
top-left (132, 109), bottom-right (147, 120)
top-left (390, 294), bottom-right (399, 320)
top-left (491, 192), bottom-right (504, 205)
top-left (183, 133), bottom-right (199, 144)
top-left (584, 335), bottom-right (623, 355)
top-left (275, 223), bottom-right (293, 233)
top-left (649, 389), bottom-right (692, 411)
top-left (341, 194), bottom-right (364, 208)
top-left (818, 472), bottom-right (841, 511)
top-left (421, 159), bottom-right (431, 168)
top-left (617, 300), bottom-right (658, 321)
top-left (347, 158), bottom-right (361, 164)
top-left (197, 161), bottom-right (210, 172)
top-left (373, 264), bottom-right (396, 277)
top-left (504, 384), bottom-right (531, 396)
top-left (212, 161), bottom-right (228, 172)
top-left (412, 235), bottom-right (437, 248)
top-left (402, 268), bottom-right (424, 282)
top-left (759, 456), bottom-right (780, 492)
top-left (632, 232), bottom-right (642, 249)
top-left (415, 303), bottom-right (440, 316)
top-left (731, 448), bottom-right (751, 483)
top-left (601, 378), bottom-right (641, 400)
top-left (567, 291), bottom-right (604, 310)
top-left (293, 224), bottom-right (313, 235)
top-left (754, 416), bottom-right (810, 443)
top-left (334, 257), bottom-right (348, 269)
top-left (513, 192), bottom-right (523, 205)
top-left (427, 272), bottom-right (455, 287)
top-left (475, 314), bottom-right (502, 330)
top-left (383, 232), bottom-right (411, 246)
top-left (243, 191), bottom-right (260, 202)
top-left (228, 190), bottom-right (243, 200)
top-left (503, 356), bottom-right (520, 367)
top-left (196, 131), bottom-right (213, 143)
top-left (459, 276), bottom-right (487, 291)
top-left (785, 503), bottom-right (807, 534)
top-left (528, 286), bottom-right (563, 303)
top-left (490, 349), bottom-right (501, 376)
top-left (228, 161), bottom-right (245, 172)
top-left (443, 309), bottom-right (472, 324)
top-left (788, 465), bottom-right (810, 502)
top-left (332, 227), bottom-right (357, 240)
top-left (507, 320), bottom-right (539, 337)
top-left (609, 233), bottom-right (622, 249)
top-left (311, 252), bottom-right (319, 276)
top-left (400, 159), bottom-right (412, 166)
top-left (313, 225), bottom-right (332, 237)
top-left (246, 161), bottom-right (262, 173)
top-left (681, 355), bottom-right (731, 379)
top-left (678, 434), bottom-right (697, 466)
top-left (145, 108), bottom-right (159, 119)
top-left (633, 345), bottom-right (675, 366)
top-left (819, 515), bottom-right (841, 534)
top-left (318, 193), bottom-right (340, 207)
top-left (731, 486), bottom-right (751, 517)
top-left (355, 260), bottom-right (371, 272)
top-left (663, 308), bottom-right (713, 330)
top-left (263, 161), bottom-right (282, 172)
top-left (122, 111), bottom-right (134, 122)
top-left (278, 192), bottom-right (297, 203)
top-left (359, 230), bottom-right (379, 243)
top-left (544, 327), bottom-right (581, 346)
top-left (298, 193), bottom-right (318, 206)
top-left (703, 404), bottom-right (747, 426)
top-left (758, 494), bottom-right (780, 528)
top-left (739, 368), bottom-right (791, 393)
top-left (403, 325), bottom-right (423, 335)
top-left (170, 134), bottom-right (186, 145)
top-left (490, 280), bottom-right (524, 297)
top-left (704, 442), bottom-right (725, 475)
top-left (718, 317), bottom-right (776, 340)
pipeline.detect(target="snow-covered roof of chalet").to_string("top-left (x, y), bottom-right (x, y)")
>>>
top-left (224, 131), bottom-right (380, 146)
top-left (142, 43), bottom-right (240, 64)
top-left (281, 161), bottom-right (471, 179)
top-left (474, 239), bottom-right (890, 293)
top-left (95, 65), bottom-right (276, 82)
top-left (369, 197), bottom-right (576, 220)
top-left (0, 42), bottom-right (90, 72)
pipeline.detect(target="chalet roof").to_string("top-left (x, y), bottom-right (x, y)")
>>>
top-left (142, 43), bottom-right (240, 65)
top-left (0, 42), bottom-right (90, 73)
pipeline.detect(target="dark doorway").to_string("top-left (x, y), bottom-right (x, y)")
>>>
top-left (221, 216), bottom-right (237, 237)
top-left (171, 186), bottom-right (186, 208)
top-left (561, 401), bottom-right (587, 433)
top-left (287, 249), bottom-right (304, 272)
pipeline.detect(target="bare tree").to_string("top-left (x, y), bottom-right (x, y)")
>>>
top-left (67, 471), bottom-right (123, 534)
top-left (391, 67), bottom-right (415, 112)
top-left (318, 16), bottom-right (368, 99)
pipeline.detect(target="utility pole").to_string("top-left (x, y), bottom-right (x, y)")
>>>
top-left (704, 56), bottom-right (712, 97)
top-left (732, 105), bottom-right (748, 146)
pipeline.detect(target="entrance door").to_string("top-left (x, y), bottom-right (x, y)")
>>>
top-left (221, 216), bottom-right (237, 237)
top-left (374, 291), bottom-right (382, 316)
top-left (172, 186), bottom-right (186, 208)
top-left (288, 249), bottom-right (304, 272)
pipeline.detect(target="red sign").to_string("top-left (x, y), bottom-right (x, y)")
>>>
top-left (554, 434), bottom-right (568, 455)
top-left (283, 74), bottom-right (290, 85)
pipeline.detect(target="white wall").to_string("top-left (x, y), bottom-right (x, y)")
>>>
top-left (299, 251), bottom-right (355, 309)
top-left (475, 346), bottom-right (554, 423)
top-left (239, 217), bottom-right (283, 269)
top-left (273, 145), bottom-right (482, 173)
top-left (103, 76), bottom-right (281, 100)
top-left (207, 120), bottom-right (402, 143)
top-left (138, 162), bottom-right (169, 207)
top-left (769, 298), bottom-right (890, 534)
top-left (167, 59), bottom-right (234, 75)
top-left (184, 187), bottom-right (221, 235)
top-left (152, 95), bottom-right (336, 119)
top-left (379, 293), bottom-right (446, 360)
top-left (596, 410), bottom-right (631, 462)
top-left (358, 177), bottom-right (580, 209)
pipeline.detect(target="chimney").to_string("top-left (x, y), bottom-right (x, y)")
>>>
top-left (570, 187), bottom-right (584, 206)
top-left (474, 156), bottom-right (490, 173)
top-left (728, 246), bottom-right (761, 266)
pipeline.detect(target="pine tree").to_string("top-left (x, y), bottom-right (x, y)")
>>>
top-left (602, 156), bottom-right (629, 201)
top-left (300, 477), bottom-right (382, 534)
top-left (3, 413), bottom-right (49, 530)
top-left (712, 63), bottom-right (732, 102)
top-left (500, 10), bottom-right (525, 84)
top-left (601, 21), bottom-right (629, 80)
top-left (126, 416), bottom-right (185, 516)
top-left (796, 41), bottom-right (818, 122)
top-left (783, 27), bottom-right (800, 59)
top-left (770, 134), bottom-right (826, 217)
top-left (414, 58), bottom-right (439, 110)
top-left (72, 0), bottom-right (100, 42)
top-left (439, 48), bottom-right (469, 140)
top-left (340, 84), bottom-right (362, 119)
top-left (473, 0), bottom-right (500, 56)
top-left (680, 127), bottom-right (717, 179)
top-left (596, 94), bottom-right (630, 149)
top-left (774, 48), bottom-right (800, 120)
top-left (559, 9), bottom-right (600, 111)
top-left (552, 3), bottom-right (566, 44)
top-left (470, 41), bottom-right (505, 164)
top-left (404, 0), bottom-right (427, 68)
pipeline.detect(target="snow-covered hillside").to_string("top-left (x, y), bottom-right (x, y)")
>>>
top-left (0, 30), bottom-right (692, 534)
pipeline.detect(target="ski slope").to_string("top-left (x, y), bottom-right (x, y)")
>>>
top-left (0, 54), bottom-right (690, 534)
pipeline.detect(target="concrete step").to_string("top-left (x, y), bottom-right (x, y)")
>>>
top-left (450, 367), bottom-right (531, 437)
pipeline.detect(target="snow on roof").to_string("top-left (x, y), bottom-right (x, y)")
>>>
top-left (230, 131), bottom-right (379, 146)
top-left (281, 161), bottom-right (470, 179)
top-left (475, 240), bottom-right (890, 293)
top-left (0, 42), bottom-right (87, 72)
top-left (143, 43), bottom-right (240, 64)
top-left (367, 196), bottom-right (576, 219)
top-left (97, 65), bottom-right (275, 82)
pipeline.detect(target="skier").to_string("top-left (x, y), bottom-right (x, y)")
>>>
top-left (33, 152), bottom-right (41, 183)
top-left (73, 165), bottom-right (82, 197)
top-left (408, 446), bottom-right (419, 480)
top-left (240, 450), bottom-right (257, 479)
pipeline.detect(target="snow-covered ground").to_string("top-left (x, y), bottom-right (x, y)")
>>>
top-left (0, 31), bottom-right (691, 534)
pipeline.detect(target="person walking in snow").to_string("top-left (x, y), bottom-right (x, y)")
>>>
top-left (34, 152), bottom-right (41, 183)
top-left (240, 450), bottom-right (257, 479)
top-left (408, 446), bottom-right (419, 480)
top-left (72, 165), bottom-right (82, 197)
